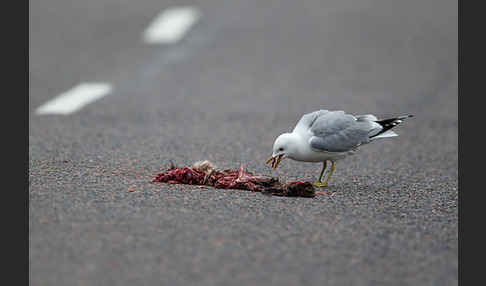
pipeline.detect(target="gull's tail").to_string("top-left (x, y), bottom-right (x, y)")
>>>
top-left (370, 115), bottom-right (413, 140)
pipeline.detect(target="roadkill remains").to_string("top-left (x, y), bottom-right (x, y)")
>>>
top-left (152, 160), bottom-right (315, 197)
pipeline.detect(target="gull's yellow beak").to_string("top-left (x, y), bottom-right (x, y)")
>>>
top-left (266, 156), bottom-right (274, 165)
top-left (265, 154), bottom-right (284, 169)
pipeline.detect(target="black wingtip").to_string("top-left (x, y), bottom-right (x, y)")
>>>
top-left (398, 114), bottom-right (414, 120)
top-left (371, 115), bottom-right (412, 138)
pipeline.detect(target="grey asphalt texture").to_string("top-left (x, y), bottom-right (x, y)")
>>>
top-left (29, 0), bottom-right (458, 285)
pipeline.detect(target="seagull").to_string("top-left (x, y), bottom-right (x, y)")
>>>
top-left (266, 110), bottom-right (413, 187)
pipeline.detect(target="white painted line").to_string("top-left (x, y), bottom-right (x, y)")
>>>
top-left (143, 6), bottom-right (201, 44)
top-left (35, 83), bottom-right (113, 115)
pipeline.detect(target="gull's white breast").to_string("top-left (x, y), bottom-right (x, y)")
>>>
top-left (288, 129), bottom-right (353, 163)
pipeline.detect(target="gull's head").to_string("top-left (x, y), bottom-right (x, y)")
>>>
top-left (265, 133), bottom-right (297, 169)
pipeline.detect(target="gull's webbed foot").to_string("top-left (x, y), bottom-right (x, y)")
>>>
top-left (313, 181), bottom-right (328, 188)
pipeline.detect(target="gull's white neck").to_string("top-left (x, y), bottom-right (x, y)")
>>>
top-left (285, 132), bottom-right (314, 161)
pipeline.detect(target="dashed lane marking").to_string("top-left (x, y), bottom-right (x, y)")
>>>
top-left (143, 6), bottom-right (201, 44)
top-left (35, 83), bottom-right (113, 115)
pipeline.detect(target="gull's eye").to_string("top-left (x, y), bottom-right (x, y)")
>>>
top-left (279, 147), bottom-right (284, 151)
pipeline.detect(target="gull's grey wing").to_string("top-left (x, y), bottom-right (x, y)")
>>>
top-left (309, 111), bottom-right (382, 152)
top-left (355, 114), bottom-right (378, 121)
top-left (292, 110), bottom-right (329, 133)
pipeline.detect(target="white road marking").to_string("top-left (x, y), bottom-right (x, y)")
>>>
top-left (143, 6), bottom-right (201, 44)
top-left (35, 83), bottom-right (113, 115)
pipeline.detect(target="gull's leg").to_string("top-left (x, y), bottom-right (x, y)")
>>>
top-left (320, 161), bottom-right (335, 187)
top-left (314, 161), bottom-right (327, 187)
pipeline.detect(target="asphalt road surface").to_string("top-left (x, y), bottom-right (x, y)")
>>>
top-left (29, 0), bottom-right (458, 285)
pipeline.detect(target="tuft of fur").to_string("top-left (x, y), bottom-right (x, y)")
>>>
top-left (192, 160), bottom-right (216, 175)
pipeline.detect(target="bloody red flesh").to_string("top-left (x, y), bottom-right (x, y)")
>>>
top-left (152, 164), bottom-right (315, 197)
